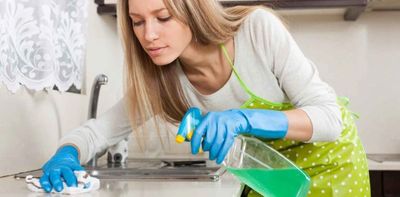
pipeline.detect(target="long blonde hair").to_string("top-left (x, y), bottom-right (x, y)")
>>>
top-left (117, 0), bottom-right (274, 148)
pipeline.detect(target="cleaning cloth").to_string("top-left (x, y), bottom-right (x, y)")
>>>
top-left (25, 171), bottom-right (100, 194)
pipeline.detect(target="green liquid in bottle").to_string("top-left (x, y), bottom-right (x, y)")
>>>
top-left (227, 168), bottom-right (310, 197)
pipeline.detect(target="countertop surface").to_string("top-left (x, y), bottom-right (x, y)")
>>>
top-left (367, 158), bottom-right (400, 171)
top-left (1, 158), bottom-right (399, 196)
top-left (0, 173), bottom-right (241, 197)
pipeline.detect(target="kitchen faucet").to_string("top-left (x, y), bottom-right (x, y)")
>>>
top-left (86, 74), bottom-right (108, 168)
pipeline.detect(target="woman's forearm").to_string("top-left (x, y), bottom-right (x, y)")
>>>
top-left (283, 109), bottom-right (313, 141)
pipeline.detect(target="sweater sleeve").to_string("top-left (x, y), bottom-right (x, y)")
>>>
top-left (248, 9), bottom-right (343, 142)
top-left (59, 98), bottom-right (133, 163)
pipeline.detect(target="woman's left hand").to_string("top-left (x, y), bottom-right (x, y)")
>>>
top-left (189, 108), bottom-right (289, 164)
top-left (191, 109), bottom-right (248, 164)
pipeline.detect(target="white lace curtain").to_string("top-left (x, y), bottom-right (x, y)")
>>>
top-left (0, 0), bottom-right (88, 93)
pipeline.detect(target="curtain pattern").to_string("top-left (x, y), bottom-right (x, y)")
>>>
top-left (0, 0), bottom-right (88, 93)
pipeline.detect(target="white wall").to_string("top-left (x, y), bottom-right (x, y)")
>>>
top-left (1, 6), bottom-right (399, 176)
top-left (0, 1), bottom-right (123, 176)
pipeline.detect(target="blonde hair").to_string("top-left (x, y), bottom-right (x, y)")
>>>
top-left (117, 0), bottom-right (275, 149)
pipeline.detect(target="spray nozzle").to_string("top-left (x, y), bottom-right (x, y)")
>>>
top-left (176, 107), bottom-right (202, 143)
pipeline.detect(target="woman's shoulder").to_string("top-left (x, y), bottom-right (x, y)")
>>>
top-left (237, 7), bottom-right (287, 44)
top-left (244, 7), bottom-right (283, 29)
top-left (249, 7), bottom-right (276, 18)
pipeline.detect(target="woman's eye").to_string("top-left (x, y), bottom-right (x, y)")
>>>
top-left (133, 21), bottom-right (144, 26)
top-left (158, 16), bottom-right (171, 22)
top-left (132, 16), bottom-right (171, 27)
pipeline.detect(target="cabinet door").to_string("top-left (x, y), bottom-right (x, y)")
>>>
top-left (383, 171), bottom-right (400, 197)
top-left (369, 171), bottom-right (383, 197)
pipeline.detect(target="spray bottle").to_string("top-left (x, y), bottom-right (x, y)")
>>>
top-left (176, 107), bottom-right (203, 152)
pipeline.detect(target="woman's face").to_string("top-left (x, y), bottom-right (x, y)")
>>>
top-left (129, 0), bottom-right (193, 66)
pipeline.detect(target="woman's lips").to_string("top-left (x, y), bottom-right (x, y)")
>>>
top-left (147, 46), bottom-right (167, 57)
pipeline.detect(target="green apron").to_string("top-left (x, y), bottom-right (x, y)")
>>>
top-left (220, 44), bottom-right (371, 197)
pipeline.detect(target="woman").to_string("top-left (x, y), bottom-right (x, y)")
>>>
top-left (40, 0), bottom-right (371, 196)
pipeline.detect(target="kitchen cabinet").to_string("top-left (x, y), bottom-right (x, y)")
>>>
top-left (94, 0), bottom-right (367, 21)
top-left (368, 155), bottom-right (400, 197)
top-left (369, 171), bottom-right (400, 197)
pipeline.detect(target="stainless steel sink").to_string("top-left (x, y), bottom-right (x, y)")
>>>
top-left (88, 167), bottom-right (222, 181)
top-left (85, 158), bottom-right (225, 182)
top-left (14, 158), bottom-right (225, 182)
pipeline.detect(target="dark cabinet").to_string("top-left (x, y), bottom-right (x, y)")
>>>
top-left (94, 0), bottom-right (367, 21)
top-left (370, 171), bottom-right (400, 197)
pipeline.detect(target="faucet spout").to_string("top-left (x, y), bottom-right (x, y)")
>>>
top-left (87, 74), bottom-right (108, 168)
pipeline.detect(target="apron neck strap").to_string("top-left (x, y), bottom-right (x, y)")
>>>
top-left (220, 43), bottom-right (255, 97)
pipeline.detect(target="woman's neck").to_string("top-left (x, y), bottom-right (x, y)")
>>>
top-left (179, 38), bottom-right (234, 95)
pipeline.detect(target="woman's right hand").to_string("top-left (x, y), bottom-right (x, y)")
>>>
top-left (39, 145), bottom-right (84, 192)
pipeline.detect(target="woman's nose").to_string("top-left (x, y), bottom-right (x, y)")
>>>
top-left (144, 20), bottom-right (159, 42)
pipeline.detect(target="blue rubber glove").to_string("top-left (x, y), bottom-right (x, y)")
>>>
top-left (190, 108), bottom-right (288, 164)
top-left (39, 145), bottom-right (84, 192)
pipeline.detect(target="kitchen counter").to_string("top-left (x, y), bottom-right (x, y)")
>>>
top-left (367, 154), bottom-right (400, 171)
top-left (1, 159), bottom-right (398, 196)
top-left (368, 159), bottom-right (400, 171)
top-left (0, 173), bottom-right (241, 197)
